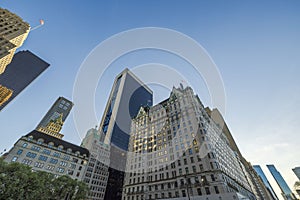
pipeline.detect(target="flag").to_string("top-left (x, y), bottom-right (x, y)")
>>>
top-left (39, 19), bottom-right (44, 25)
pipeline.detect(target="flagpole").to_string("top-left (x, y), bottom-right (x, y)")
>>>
top-left (30, 19), bottom-right (44, 32)
top-left (30, 24), bottom-right (43, 31)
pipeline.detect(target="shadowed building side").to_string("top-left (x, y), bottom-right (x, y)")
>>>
top-left (0, 50), bottom-right (49, 111)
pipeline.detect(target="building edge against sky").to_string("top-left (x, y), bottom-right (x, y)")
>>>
top-left (97, 68), bottom-right (153, 200)
top-left (0, 50), bottom-right (49, 111)
top-left (253, 165), bottom-right (279, 200)
top-left (267, 164), bottom-right (297, 200)
top-left (292, 167), bottom-right (300, 181)
top-left (123, 84), bottom-right (258, 200)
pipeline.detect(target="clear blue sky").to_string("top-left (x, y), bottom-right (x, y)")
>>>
top-left (1, 1), bottom-right (300, 198)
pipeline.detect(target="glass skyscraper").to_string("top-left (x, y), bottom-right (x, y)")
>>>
top-left (98, 68), bottom-right (153, 200)
top-left (292, 167), bottom-right (300, 180)
top-left (0, 50), bottom-right (49, 111)
top-left (267, 164), bottom-right (297, 200)
top-left (253, 165), bottom-right (279, 200)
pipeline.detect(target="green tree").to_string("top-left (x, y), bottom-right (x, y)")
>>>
top-left (0, 158), bottom-right (88, 200)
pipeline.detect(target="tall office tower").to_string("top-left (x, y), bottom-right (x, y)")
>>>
top-left (36, 97), bottom-right (73, 139)
top-left (123, 85), bottom-right (255, 200)
top-left (98, 68), bottom-right (153, 200)
top-left (253, 165), bottom-right (279, 200)
top-left (206, 107), bottom-right (273, 200)
top-left (81, 128), bottom-right (110, 200)
top-left (292, 167), bottom-right (300, 180)
top-left (267, 165), bottom-right (297, 200)
top-left (0, 8), bottom-right (30, 74)
top-left (0, 50), bottom-right (49, 111)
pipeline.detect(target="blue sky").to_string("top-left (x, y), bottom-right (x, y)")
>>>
top-left (1, 1), bottom-right (300, 198)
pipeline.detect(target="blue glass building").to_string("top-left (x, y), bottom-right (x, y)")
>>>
top-left (292, 167), bottom-right (300, 181)
top-left (253, 165), bottom-right (279, 200)
top-left (98, 68), bottom-right (153, 200)
top-left (100, 69), bottom-right (153, 151)
top-left (267, 164), bottom-right (297, 200)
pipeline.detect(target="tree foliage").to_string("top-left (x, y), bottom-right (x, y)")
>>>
top-left (0, 158), bottom-right (88, 200)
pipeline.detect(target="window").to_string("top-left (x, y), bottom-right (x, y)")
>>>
top-left (22, 143), bottom-right (28, 148)
top-left (39, 155), bottom-right (48, 161)
top-left (182, 190), bottom-right (186, 197)
top-left (192, 166), bottom-right (196, 173)
top-left (63, 155), bottom-right (70, 160)
top-left (17, 149), bottom-right (23, 155)
top-left (31, 146), bottom-right (41, 152)
top-left (179, 168), bottom-right (182, 175)
top-left (70, 163), bottom-right (76, 169)
top-left (26, 152), bottom-right (37, 158)
top-left (34, 162), bottom-right (44, 168)
top-left (185, 167), bottom-right (189, 174)
top-left (49, 158), bottom-right (58, 164)
top-left (199, 164), bottom-right (203, 171)
top-left (37, 139), bottom-right (44, 145)
top-left (190, 157), bottom-right (194, 163)
top-left (211, 174), bottom-right (215, 181)
top-left (43, 149), bottom-right (51, 155)
top-left (48, 142), bottom-right (54, 148)
top-left (53, 152), bottom-right (61, 157)
top-left (197, 188), bottom-right (202, 195)
top-left (205, 187), bottom-right (210, 195)
top-left (57, 167), bottom-right (65, 173)
top-left (214, 186), bottom-right (219, 194)
top-left (22, 159), bottom-right (32, 165)
top-left (11, 156), bottom-right (18, 162)
top-left (46, 165), bottom-right (55, 171)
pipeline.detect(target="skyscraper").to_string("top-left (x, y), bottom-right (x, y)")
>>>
top-left (81, 128), bottom-right (110, 200)
top-left (253, 165), bottom-right (279, 200)
top-left (0, 50), bottom-right (49, 111)
top-left (292, 167), bottom-right (300, 180)
top-left (0, 8), bottom-right (30, 74)
top-left (98, 68), bottom-right (153, 200)
top-left (36, 96), bottom-right (73, 139)
top-left (267, 164), bottom-right (297, 200)
top-left (123, 85), bottom-right (255, 200)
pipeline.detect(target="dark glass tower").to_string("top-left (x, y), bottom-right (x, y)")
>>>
top-left (267, 164), bottom-right (297, 200)
top-left (253, 165), bottom-right (279, 200)
top-left (99, 68), bottom-right (153, 200)
top-left (36, 96), bottom-right (73, 130)
top-left (292, 167), bottom-right (300, 180)
top-left (0, 50), bottom-right (49, 111)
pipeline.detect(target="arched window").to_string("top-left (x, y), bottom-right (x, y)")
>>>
top-left (48, 142), bottom-right (54, 148)
top-left (37, 138), bottom-right (44, 145)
